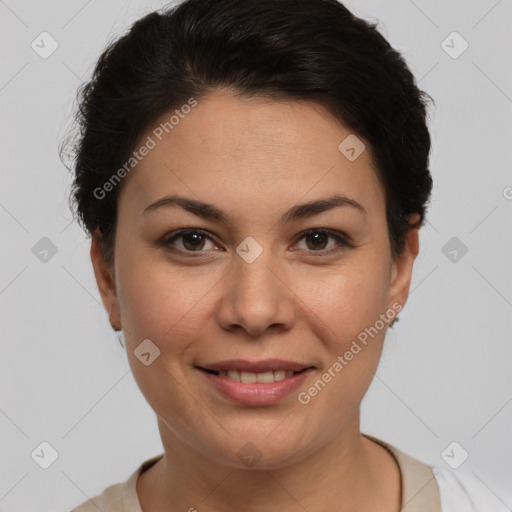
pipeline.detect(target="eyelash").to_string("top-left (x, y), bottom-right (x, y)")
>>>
top-left (161, 228), bottom-right (353, 257)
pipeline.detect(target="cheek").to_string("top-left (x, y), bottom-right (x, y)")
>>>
top-left (297, 258), bottom-right (391, 344)
top-left (116, 249), bottom-right (224, 347)
top-left (295, 267), bottom-right (391, 420)
top-left (115, 256), bottom-right (218, 418)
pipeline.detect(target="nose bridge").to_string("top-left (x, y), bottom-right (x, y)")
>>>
top-left (236, 244), bottom-right (277, 295)
top-left (234, 240), bottom-right (282, 309)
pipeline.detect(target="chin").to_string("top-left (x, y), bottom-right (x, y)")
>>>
top-left (193, 425), bottom-right (315, 471)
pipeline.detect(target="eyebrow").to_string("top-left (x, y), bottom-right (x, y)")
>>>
top-left (142, 194), bottom-right (367, 224)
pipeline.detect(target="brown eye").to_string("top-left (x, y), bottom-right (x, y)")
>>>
top-left (294, 229), bottom-right (352, 254)
top-left (164, 229), bottom-right (217, 252)
top-left (181, 232), bottom-right (206, 250)
top-left (304, 232), bottom-right (329, 250)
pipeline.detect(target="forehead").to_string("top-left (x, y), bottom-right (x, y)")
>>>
top-left (119, 89), bottom-right (384, 219)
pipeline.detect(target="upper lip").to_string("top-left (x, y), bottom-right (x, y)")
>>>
top-left (197, 359), bottom-right (315, 373)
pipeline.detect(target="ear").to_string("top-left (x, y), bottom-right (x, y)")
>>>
top-left (388, 213), bottom-right (421, 313)
top-left (90, 228), bottom-right (121, 330)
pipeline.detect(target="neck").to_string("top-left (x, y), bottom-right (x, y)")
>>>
top-left (137, 415), bottom-right (401, 512)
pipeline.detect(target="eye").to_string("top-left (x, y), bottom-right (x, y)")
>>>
top-left (293, 229), bottom-right (352, 254)
top-left (161, 228), bottom-right (353, 256)
top-left (163, 229), bottom-right (219, 253)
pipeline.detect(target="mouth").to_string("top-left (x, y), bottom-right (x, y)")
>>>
top-left (196, 362), bottom-right (315, 406)
top-left (196, 358), bottom-right (315, 383)
top-left (198, 367), bottom-right (312, 383)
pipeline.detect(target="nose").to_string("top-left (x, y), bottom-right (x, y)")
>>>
top-left (216, 248), bottom-right (296, 338)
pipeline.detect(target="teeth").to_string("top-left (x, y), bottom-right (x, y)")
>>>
top-left (241, 371), bottom-right (257, 384)
top-left (271, 370), bottom-right (286, 382)
top-left (215, 369), bottom-right (299, 382)
top-left (226, 370), bottom-right (240, 381)
top-left (256, 371), bottom-right (276, 383)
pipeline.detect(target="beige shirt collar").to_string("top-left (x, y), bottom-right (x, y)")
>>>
top-left (363, 434), bottom-right (441, 512)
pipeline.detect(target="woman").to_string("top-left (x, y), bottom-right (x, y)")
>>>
top-left (64, 0), bottom-right (502, 510)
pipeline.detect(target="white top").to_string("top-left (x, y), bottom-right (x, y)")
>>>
top-left (70, 435), bottom-right (509, 511)
top-left (434, 466), bottom-right (510, 511)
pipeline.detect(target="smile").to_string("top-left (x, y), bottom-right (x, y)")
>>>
top-left (202, 368), bottom-right (306, 383)
top-left (197, 365), bottom-right (314, 406)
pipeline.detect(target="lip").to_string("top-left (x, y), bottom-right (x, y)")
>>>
top-left (197, 358), bottom-right (314, 373)
top-left (197, 366), bottom-right (314, 406)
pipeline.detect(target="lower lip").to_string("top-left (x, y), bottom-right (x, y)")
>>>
top-left (198, 368), bottom-right (314, 406)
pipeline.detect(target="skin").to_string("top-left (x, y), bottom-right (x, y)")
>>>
top-left (91, 88), bottom-right (420, 512)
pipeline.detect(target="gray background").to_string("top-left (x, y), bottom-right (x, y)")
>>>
top-left (1, 0), bottom-right (511, 510)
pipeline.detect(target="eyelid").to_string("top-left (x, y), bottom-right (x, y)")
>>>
top-left (291, 228), bottom-right (353, 254)
top-left (162, 228), bottom-right (222, 254)
top-left (162, 227), bottom-right (353, 255)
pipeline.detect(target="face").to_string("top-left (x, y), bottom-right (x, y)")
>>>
top-left (91, 89), bottom-right (419, 469)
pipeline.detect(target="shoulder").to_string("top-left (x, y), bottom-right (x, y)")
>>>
top-left (434, 466), bottom-right (511, 512)
top-left (362, 434), bottom-right (510, 512)
top-left (70, 481), bottom-right (124, 512)
top-left (70, 454), bottom-right (164, 512)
